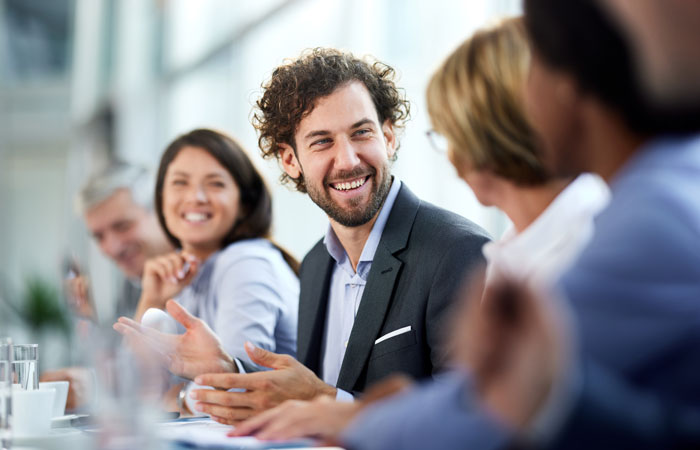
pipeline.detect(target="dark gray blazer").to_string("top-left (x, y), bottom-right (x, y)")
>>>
top-left (296, 184), bottom-right (490, 394)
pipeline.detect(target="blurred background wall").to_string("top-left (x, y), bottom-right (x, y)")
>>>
top-left (0, 0), bottom-right (520, 322)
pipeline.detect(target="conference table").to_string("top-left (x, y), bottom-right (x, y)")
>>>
top-left (11, 416), bottom-right (344, 450)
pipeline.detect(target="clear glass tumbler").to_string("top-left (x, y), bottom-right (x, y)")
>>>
top-left (1, 338), bottom-right (12, 450)
top-left (12, 344), bottom-right (38, 391)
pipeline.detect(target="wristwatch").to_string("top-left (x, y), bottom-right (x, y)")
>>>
top-left (177, 383), bottom-right (192, 416)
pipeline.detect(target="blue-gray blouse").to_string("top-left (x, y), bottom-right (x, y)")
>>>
top-left (175, 238), bottom-right (298, 367)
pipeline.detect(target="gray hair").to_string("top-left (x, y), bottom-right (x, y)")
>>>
top-left (76, 161), bottom-right (155, 214)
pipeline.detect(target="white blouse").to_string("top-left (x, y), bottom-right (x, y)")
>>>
top-left (482, 173), bottom-right (610, 288)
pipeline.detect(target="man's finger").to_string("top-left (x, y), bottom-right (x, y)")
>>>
top-left (195, 402), bottom-right (254, 422)
top-left (255, 414), bottom-right (300, 441)
top-left (191, 389), bottom-right (256, 408)
top-left (228, 401), bottom-right (297, 437)
top-left (114, 323), bottom-right (173, 359)
top-left (253, 405), bottom-right (312, 441)
top-left (116, 316), bottom-right (140, 329)
top-left (116, 317), bottom-right (174, 343)
top-left (194, 372), bottom-right (266, 391)
top-left (244, 341), bottom-right (288, 370)
top-left (229, 405), bottom-right (283, 437)
top-left (212, 415), bottom-right (237, 426)
top-left (166, 299), bottom-right (198, 329)
top-left (113, 322), bottom-right (135, 336)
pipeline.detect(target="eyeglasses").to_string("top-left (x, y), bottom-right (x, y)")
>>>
top-left (426, 129), bottom-right (449, 154)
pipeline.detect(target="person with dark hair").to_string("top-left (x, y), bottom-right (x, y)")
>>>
top-left (226, 2), bottom-right (700, 447)
top-left (455, 0), bottom-right (700, 448)
top-left (127, 128), bottom-right (299, 414)
top-left (599, 0), bottom-right (700, 108)
top-left (117, 48), bottom-right (490, 423)
top-left (221, 18), bottom-right (605, 445)
top-left (254, 47), bottom-right (410, 194)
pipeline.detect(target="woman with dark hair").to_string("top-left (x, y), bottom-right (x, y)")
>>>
top-left (134, 128), bottom-right (299, 371)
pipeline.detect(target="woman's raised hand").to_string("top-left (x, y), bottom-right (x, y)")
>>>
top-left (135, 252), bottom-right (199, 320)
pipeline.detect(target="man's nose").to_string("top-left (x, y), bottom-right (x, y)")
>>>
top-left (101, 233), bottom-right (124, 259)
top-left (334, 137), bottom-right (361, 170)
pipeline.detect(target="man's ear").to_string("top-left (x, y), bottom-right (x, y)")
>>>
top-left (280, 143), bottom-right (302, 179)
top-left (382, 120), bottom-right (397, 159)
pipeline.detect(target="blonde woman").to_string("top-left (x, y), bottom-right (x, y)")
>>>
top-left (425, 17), bottom-right (608, 287)
top-left (223, 18), bottom-right (608, 446)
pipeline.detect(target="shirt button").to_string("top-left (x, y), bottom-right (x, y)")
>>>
top-left (344, 341), bottom-right (349, 347)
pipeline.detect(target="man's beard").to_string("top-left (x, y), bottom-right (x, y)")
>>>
top-left (304, 163), bottom-right (393, 227)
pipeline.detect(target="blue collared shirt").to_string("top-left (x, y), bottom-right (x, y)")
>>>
top-left (320, 178), bottom-right (402, 391)
top-left (175, 238), bottom-right (299, 365)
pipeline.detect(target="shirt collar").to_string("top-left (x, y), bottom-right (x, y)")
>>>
top-left (323, 177), bottom-right (402, 274)
top-left (482, 173), bottom-right (609, 272)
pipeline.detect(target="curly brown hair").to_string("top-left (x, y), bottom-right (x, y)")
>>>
top-left (252, 47), bottom-right (411, 192)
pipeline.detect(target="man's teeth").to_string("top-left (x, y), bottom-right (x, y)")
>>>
top-left (333, 178), bottom-right (366, 191)
top-left (184, 212), bottom-right (208, 222)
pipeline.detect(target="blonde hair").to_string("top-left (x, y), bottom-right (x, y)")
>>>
top-left (427, 17), bottom-right (549, 185)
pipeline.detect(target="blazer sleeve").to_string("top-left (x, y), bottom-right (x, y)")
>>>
top-left (425, 232), bottom-right (489, 373)
top-left (547, 361), bottom-right (700, 450)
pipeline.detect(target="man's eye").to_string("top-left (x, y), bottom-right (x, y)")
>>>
top-left (113, 221), bottom-right (133, 232)
top-left (353, 129), bottom-right (372, 138)
top-left (172, 179), bottom-right (186, 185)
top-left (312, 138), bottom-right (331, 146)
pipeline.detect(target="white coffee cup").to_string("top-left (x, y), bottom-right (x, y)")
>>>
top-left (11, 388), bottom-right (55, 436)
top-left (141, 307), bottom-right (178, 334)
top-left (40, 381), bottom-right (69, 417)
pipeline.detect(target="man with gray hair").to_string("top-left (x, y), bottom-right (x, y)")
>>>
top-left (70, 160), bottom-right (173, 320)
top-left (43, 161), bottom-right (173, 411)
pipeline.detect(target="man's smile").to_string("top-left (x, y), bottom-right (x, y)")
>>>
top-left (329, 175), bottom-right (370, 192)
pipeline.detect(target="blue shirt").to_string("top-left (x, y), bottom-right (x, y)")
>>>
top-left (340, 134), bottom-right (700, 449)
top-left (561, 134), bottom-right (700, 402)
top-left (342, 371), bottom-right (511, 450)
top-left (175, 238), bottom-right (299, 367)
top-left (320, 178), bottom-right (402, 388)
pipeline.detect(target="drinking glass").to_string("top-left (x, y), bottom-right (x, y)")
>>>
top-left (1, 338), bottom-right (12, 450)
top-left (91, 326), bottom-right (165, 449)
top-left (12, 344), bottom-right (38, 391)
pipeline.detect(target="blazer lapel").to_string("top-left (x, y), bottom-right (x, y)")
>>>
top-left (297, 245), bottom-right (334, 375)
top-left (335, 184), bottom-right (421, 391)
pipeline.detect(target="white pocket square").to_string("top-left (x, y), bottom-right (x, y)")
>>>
top-left (374, 326), bottom-right (412, 345)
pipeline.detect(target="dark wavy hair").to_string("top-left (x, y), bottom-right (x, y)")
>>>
top-left (252, 47), bottom-right (411, 192)
top-left (155, 128), bottom-right (299, 274)
top-left (524, 0), bottom-right (699, 134)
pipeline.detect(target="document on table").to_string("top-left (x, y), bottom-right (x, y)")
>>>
top-left (156, 417), bottom-right (314, 449)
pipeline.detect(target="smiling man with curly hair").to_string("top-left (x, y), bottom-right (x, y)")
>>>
top-left (121, 48), bottom-right (490, 425)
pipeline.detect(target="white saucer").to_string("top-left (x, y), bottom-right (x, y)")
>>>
top-left (13, 428), bottom-right (83, 446)
top-left (51, 414), bottom-right (81, 428)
